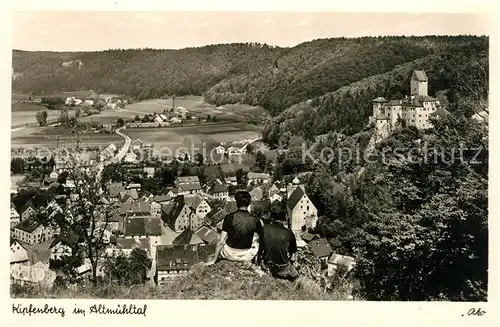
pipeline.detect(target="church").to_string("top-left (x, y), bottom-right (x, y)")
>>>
top-left (286, 176), bottom-right (318, 232)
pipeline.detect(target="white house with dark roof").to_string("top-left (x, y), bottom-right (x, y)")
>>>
top-left (184, 194), bottom-right (211, 220)
top-left (247, 172), bottom-right (271, 186)
top-left (13, 220), bottom-right (56, 245)
top-left (106, 237), bottom-right (152, 257)
top-left (20, 203), bottom-right (36, 221)
top-left (10, 239), bottom-right (29, 264)
top-left (175, 176), bottom-right (202, 195)
top-left (11, 205), bottom-right (20, 228)
top-left (286, 177), bottom-right (318, 232)
top-left (208, 182), bottom-right (229, 199)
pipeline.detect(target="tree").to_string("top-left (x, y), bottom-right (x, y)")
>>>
top-left (35, 110), bottom-right (48, 126)
top-left (141, 115), bottom-right (150, 123)
top-left (59, 109), bottom-right (70, 126)
top-left (235, 168), bottom-right (246, 186)
top-left (134, 115), bottom-right (140, 121)
top-left (75, 107), bottom-right (81, 118)
top-left (11, 157), bottom-right (24, 174)
top-left (55, 141), bottom-right (118, 286)
top-left (246, 143), bottom-right (254, 154)
top-left (116, 118), bottom-right (124, 127)
top-left (254, 151), bottom-right (267, 172)
top-left (194, 153), bottom-right (204, 166)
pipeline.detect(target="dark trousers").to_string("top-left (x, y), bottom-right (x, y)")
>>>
top-left (264, 261), bottom-right (299, 282)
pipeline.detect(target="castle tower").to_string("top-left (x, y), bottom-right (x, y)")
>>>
top-left (410, 70), bottom-right (428, 96)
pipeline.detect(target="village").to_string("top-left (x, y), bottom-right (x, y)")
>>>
top-left (9, 134), bottom-right (355, 288)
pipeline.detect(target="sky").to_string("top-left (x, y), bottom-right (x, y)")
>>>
top-left (12, 12), bottom-right (490, 51)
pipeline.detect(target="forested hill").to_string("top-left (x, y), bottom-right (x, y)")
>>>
top-left (13, 36), bottom-right (488, 135)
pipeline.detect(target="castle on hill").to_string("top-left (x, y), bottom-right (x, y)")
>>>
top-left (368, 70), bottom-right (449, 132)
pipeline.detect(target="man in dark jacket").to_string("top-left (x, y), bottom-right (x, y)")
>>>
top-left (257, 210), bottom-right (299, 281)
top-left (208, 191), bottom-right (263, 264)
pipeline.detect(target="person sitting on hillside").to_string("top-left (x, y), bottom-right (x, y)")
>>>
top-left (208, 191), bottom-right (263, 265)
top-left (256, 210), bottom-right (299, 282)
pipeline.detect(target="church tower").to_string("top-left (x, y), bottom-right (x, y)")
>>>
top-left (287, 176), bottom-right (301, 199)
top-left (410, 70), bottom-right (428, 97)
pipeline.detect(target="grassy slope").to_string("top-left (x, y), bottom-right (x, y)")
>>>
top-left (12, 261), bottom-right (351, 300)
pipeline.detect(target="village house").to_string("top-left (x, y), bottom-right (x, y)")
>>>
top-left (162, 196), bottom-right (203, 233)
top-left (10, 238), bottom-right (29, 264)
top-left (13, 220), bottom-right (56, 245)
top-left (131, 139), bottom-right (144, 151)
top-left (122, 216), bottom-right (162, 249)
top-left (152, 194), bottom-right (172, 205)
top-left (369, 70), bottom-right (450, 135)
top-left (20, 202), bottom-right (36, 221)
top-left (215, 146), bottom-right (226, 155)
top-left (286, 177), bottom-right (318, 232)
top-left (225, 176), bottom-right (238, 186)
top-left (175, 176), bottom-right (202, 195)
top-left (143, 166), bottom-right (155, 178)
top-left (119, 201), bottom-right (151, 217)
top-left (184, 194), bottom-right (212, 220)
top-left (310, 238), bottom-right (333, 267)
top-left (269, 193), bottom-right (282, 204)
top-left (208, 182), bottom-right (229, 199)
top-left (106, 237), bottom-right (151, 257)
top-left (301, 232), bottom-right (319, 243)
top-left (10, 262), bottom-right (56, 288)
top-left (327, 254), bottom-right (356, 277)
top-left (11, 204), bottom-right (20, 228)
top-left (107, 182), bottom-right (126, 199)
top-left (156, 244), bottom-right (199, 284)
top-left (49, 229), bottom-right (79, 261)
top-left (149, 200), bottom-right (163, 217)
top-left (173, 229), bottom-right (205, 246)
top-left (249, 186), bottom-right (263, 201)
top-left (195, 226), bottom-right (218, 244)
top-left (120, 189), bottom-right (139, 202)
top-left (247, 172), bottom-right (271, 186)
top-left (268, 183), bottom-right (281, 198)
top-left (123, 151), bottom-right (138, 163)
top-left (49, 170), bottom-right (59, 179)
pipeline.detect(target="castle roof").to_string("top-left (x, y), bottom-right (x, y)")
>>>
top-left (430, 107), bottom-right (451, 117)
top-left (412, 70), bottom-right (428, 82)
top-left (372, 97), bottom-right (388, 103)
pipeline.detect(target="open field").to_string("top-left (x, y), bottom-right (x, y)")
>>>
top-left (11, 95), bottom-right (266, 152)
top-left (11, 125), bottom-right (122, 150)
top-left (123, 123), bottom-right (261, 161)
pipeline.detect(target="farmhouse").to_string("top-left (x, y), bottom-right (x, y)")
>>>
top-left (247, 172), bottom-right (271, 186)
top-left (286, 177), bottom-right (318, 232)
top-left (208, 182), bottom-right (229, 199)
top-left (119, 201), bottom-right (151, 217)
top-left (10, 262), bottom-right (56, 288)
